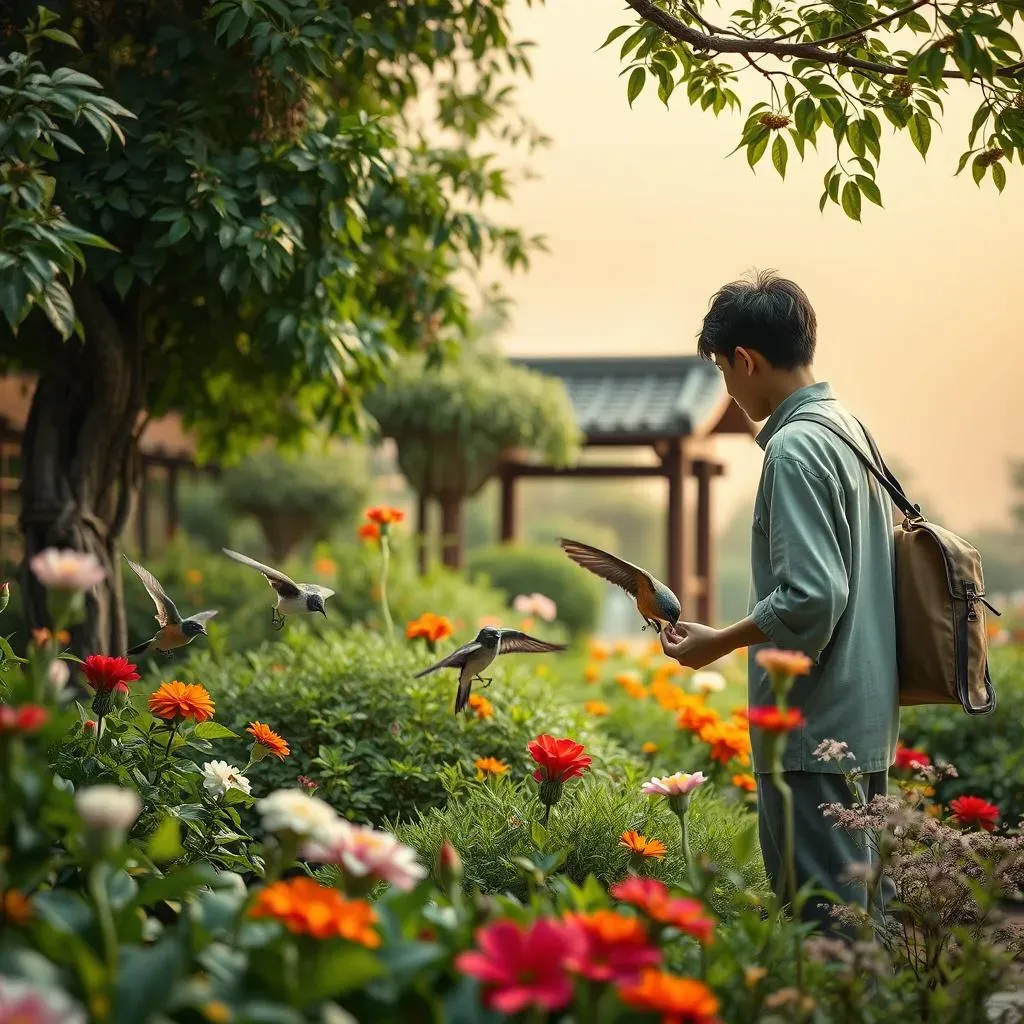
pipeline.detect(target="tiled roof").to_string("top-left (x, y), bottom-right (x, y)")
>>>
top-left (511, 356), bottom-right (725, 437)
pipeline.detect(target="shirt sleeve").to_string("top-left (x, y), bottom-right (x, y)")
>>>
top-left (751, 455), bottom-right (852, 660)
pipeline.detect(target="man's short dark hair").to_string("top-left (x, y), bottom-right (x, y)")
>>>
top-left (697, 270), bottom-right (816, 370)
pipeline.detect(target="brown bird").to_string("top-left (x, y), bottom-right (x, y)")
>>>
top-left (558, 537), bottom-right (681, 634)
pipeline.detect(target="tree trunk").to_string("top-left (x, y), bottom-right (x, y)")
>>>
top-left (18, 282), bottom-right (147, 656)
top-left (439, 495), bottom-right (463, 569)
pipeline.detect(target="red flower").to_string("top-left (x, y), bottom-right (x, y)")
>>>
top-left (659, 898), bottom-right (716, 945)
top-left (950, 795), bottom-right (1000, 832)
top-left (894, 742), bottom-right (931, 772)
top-left (611, 876), bottom-right (671, 916)
top-left (562, 910), bottom-right (661, 983)
top-left (0, 704), bottom-right (49, 734)
top-left (455, 918), bottom-right (581, 1014)
top-left (609, 878), bottom-right (715, 944)
top-left (528, 734), bottom-right (592, 783)
top-left (81, 655), bottom-right (140, 694)
top-left (742, 706), bottom-right (805, 733)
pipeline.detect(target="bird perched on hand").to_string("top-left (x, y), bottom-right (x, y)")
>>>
top-left (558, 537), bottom-right (680, 634)
top-left (124, 556), bottom-right (218, 657)
top-left (221, 548), bottom-right (334, 629)
top-left (412, 625), bottom-right (567, 714)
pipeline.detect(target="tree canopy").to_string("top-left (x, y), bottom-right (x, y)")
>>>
top-left (603, 0), bottom-right (1024, 218)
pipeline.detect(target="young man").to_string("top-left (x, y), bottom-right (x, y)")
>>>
top-left (660, 270), bottom-right (899, 931)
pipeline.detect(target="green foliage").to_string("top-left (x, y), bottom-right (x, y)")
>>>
top-left (468, 542), bottom-right (605, 637)
top-left (602, 0), bottom-right (1024, 219)
top-left (221, 443), bottom-right (370, 560)
top-left (365, 352), bottom-right (582, 500)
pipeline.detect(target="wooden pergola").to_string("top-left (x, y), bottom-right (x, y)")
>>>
top-left (496, 356), bottom-right (754, 624)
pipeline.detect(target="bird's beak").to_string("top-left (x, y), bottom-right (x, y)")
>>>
top-left (320, 608), bottom-right (328, 618)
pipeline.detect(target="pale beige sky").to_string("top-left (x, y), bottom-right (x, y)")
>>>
top-left (493, 0), bottom-right (1023, 535)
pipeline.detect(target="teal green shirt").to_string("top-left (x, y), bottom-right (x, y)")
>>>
top-left (747, 382), bottom-right (899, 775)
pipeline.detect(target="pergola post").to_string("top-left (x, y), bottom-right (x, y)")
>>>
top-left (695, 460), bottom-right (715, 625)
top-left (137, 463), bottom-right (151, 557)
top-left (165, 463), bottom-right (179, 540)
top-left (665, 438), bottom-right (689, 617)
top-left (416, 492), bottom-right (429, 575)
top-left (499, 468), bottom-right (517, 543)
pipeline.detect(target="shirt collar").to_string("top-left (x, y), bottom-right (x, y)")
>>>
top-left (755, 381), bottom-right (835, 450)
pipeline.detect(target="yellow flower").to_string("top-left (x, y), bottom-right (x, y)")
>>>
top-left (585, 700), bottom-right (610, 717)
top-left (202, 1002), bottom-right (233, 1024)
top-left (474, 756), bottom-right (509, 778)
top-left (642, 741), bottom-right (658, 755)
top-left (584, 663), bottom-right (601, 684)
top-left (467, 694), bottom-right (493, 719)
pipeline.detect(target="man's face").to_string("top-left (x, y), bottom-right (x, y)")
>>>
top-left (714, 351), bottom-right (774, 423)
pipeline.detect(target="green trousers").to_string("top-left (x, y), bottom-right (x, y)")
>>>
top-left (756, 769), bottom-right (890, 935)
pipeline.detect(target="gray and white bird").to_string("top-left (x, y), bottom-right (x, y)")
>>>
top-left (221, 548), bottom-right (334, 629)
top-left (412, 625), bottom-right (567, 714)
top-left (124, 556), bottom-right (218, 657)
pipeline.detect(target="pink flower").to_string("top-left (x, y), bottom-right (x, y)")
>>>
top-left (29, 548), bottom-right (106, 590)
top-left (455, 918), bottom-right (582, 1013)
top-left (512, 592), bottom-right (558, 622)
top-left (301, 819), bottom-right (427, 891)
top-left (641, 771), bottom-right (708, 798)
top-left (0, 976), bottom-right (85, 1023)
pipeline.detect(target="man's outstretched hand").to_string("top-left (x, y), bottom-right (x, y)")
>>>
top-left (659, 621), bottom-right (728, 670)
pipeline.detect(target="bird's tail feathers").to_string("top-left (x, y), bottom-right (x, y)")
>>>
top-left (412, 663), bottom-right (440, 679)
top-left (453, 674), bottom-right (473, 715)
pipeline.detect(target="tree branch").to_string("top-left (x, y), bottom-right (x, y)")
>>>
top-left (768, 0), bottom-right (932, 45)
top-left (625, 0), bottom-right (1024, 81)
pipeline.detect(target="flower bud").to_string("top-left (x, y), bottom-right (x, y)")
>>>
top-left (438, 840), bottom-right (463, 890)
top-left (0, 580), bottom-right (9, 615)
top-left (76, 785), bottom-right (141, 840)
top-left (111, 682), bottom-right (130, 709)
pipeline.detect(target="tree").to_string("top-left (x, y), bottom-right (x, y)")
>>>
top-left (0, 0), bottom-right (546, 651)
top-left (601, 0), bottom-right (1024, 218)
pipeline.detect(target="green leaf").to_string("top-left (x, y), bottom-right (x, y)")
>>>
top-left (146, 815), bottom-right (183, 863)
top-left (856, 175), bottom-right (883, 206)
top-left (193, 721), bottom-right (240, 740)
top-left (771, 134), bottom-right (788, 179)
top-left (926, 47), bottom-right (946, 88)
top-left (135, 864), bottom-right (221, 908)
top-left (113, 265), bottom-right (134, 300)
top-left (794, 97), bottom-right (816, 136)
top-left (747, 130), bottom-right (770, 168)
top-left (841, 180), bottom-right (862, 221)
top-left (115, 941), bottom-right (184, 1024)
top-left (299, 946), bottom-right (384, 1004)
top-left (626, 66), bottom-right (646, 108)
top-left (954, 150), bottom-right (973, 176)
top-left (847, 121), bottom-right (866, 158)
top-left (909, 112), bottom-right (932, 158)
top-left (598, 25), bottom-right (630, 49)
top-left (40, 281), bottom-right (76, 340)
top-left (530, 820), bottom-right (548, 849)
top-left (992, 161), bottom-right (1006, 192)
top-left (41, 28), bottom-right (80, 48)
top-left (167, 217), bottom-right (190, 245)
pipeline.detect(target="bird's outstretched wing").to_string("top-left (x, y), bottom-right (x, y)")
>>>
top-left (304, 585), bottom-right (335, 600)
top-left (189, 610), bottom-right (219, 625)
top-left (222, 548), bottom-right (301, 598)
top-left (124, 555), bottom-right (180, 626)
top-left (413, 642), bottom-right (481, 678)
top-left (497, 631), bottom-right (567, 656)
top-left (558, 537), bottom-right (655, 600)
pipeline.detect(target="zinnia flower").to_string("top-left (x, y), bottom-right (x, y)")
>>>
top-left (202, 761), bottom-right (252, 799)
top-left (585, 700), bottom-right (610, 717)
top-left (611, 876), bottom-right (671, 916)
top-left (455, 918), bottom-right (581, 1014)
top-left (743, 706), bottom-right (806, 733)
top-left (357, 522), bottom-right (380, 541)
top-left (247, 721), bottom-right (290, 759)
top-left (75, 785), bottom-right (142, 832)
top-left (148, 681), bottom-right (215, 723)
top-left (0, 976), bottom-right (85, 1024)
top-left (257, 789), bottom-right (338, 839)
top-left (642, 772), bottom-right (707, 798)
top-left (302, 819), bottom-right (427, 891)
top-left (475, 756), bottom-right (509, 778)
top-left (467, 693), bottom-right (493, 719)
top-left (620, 830), bottom-right (667, 860)
top-left (610, 878), bottom-right (715, 943)
top-left (732, 773), bottom-right (757, 793)
top-left (81, 654), bottom-right (140, 694)
top-left (29, 548), bottom-right (106, 590)
top-left (0, 704), bottom-right (48, 734)
top-left (950, 795), bottom-right (1000, 831)
top-left (528, 735), bottom-right (592, 784)
top-left (894, 742), bottom-right (931, 771)
top-left (617, 969), bottom-right (720, 1024)
top-left (699, 719), bottom-right (751, 765)
top-left (249, 877), bottom-right (379, 946)
top-left (365, 506), bottom-right (404, 526)
top-left (563, 910), bottom-right (661, 983)
top-left (690, 670), bottom-right (726, 695)
top-left (755, 648), bottom-right (813, 677)
top-left (406, 612), bottom-right (454, 644)
top-left (1, 888), bottom-right (33, 927)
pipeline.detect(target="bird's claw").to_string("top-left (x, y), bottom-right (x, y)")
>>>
top-left (478, 676), bottom-right (493, 689)
top-left (271, 613), bottom-right (285, 631)
top-left (160, 649), bottom-right (175, 660)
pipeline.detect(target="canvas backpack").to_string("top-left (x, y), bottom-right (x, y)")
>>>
top-left (791, 411), bottom-right (998, 715)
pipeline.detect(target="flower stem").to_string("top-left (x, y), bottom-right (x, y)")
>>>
top-left (164, 722), bottom-right (178, 761)
top-left (772, 763), bottom-right (803, 990)
top-left (379, 533), bottom-right (394, 642)
top-left (541, 803), bottom-right (551, 826)
top-left (89, 863), bottom-right (119, 980)
top-left (94, 713), bottom-right (104, 752)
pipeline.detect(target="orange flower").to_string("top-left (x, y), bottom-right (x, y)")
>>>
top-left (365, 506), bottom-right (404, 526)
top-left (313, 556), bottom-right (336, 576)
top-left (467, 693), bottom-right (493, 719)
top-left (588, 639), bottom-right (611, 661)
top-left (249, 877), bottom-right (379, 946)
top-left (247, 721), bottom-right (290, 759)
top-left (585, 700), bottom-right (610, 717)
top-left (1, 889), bottom-right (33, 926)
top-left (148, 681), bottom-right (215, 723)
top-left (185, 568), bottom-right (203, 586)
top-left (613, 640), bottom-right (630, 656)
top-left (651, 677), bottom-right (689, 712)
top-left (615, 671), bottom-right (642, 688)
top-left (584, 664), bottom-right (601, 684)
top-left (676, 697), bottom-right (720, 733)
top-left (475, 756), bottom-right (509, 778)
top-left (478, 615), bottom-right (503, 628)
top-left (698, 720), bottom-right (751, 766)
top-left (406, 612), bottom-right (454, 643)
top-left (31, 628), bottom-right (72, 647)
top-left (642, 742), bottom-right (659, 755)
top-left (358, 522), bottom-right (380, 542)
top-left (617, 969), bottom-right (720, 1024)
top-left (732, 773), bottom-right (757, 793)
top-left (620, 830), bottom-right (667, 860)
top-left (755, 648), bottom-right (813, 677)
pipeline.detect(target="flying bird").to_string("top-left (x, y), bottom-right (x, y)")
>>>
top-left (558, 537), bottom-right (680, 634)
top-left (221, 548), bottom-right (334, 629)
top-left (124, 556), bottom-right (218, 657)
top-left (412, 625), bottom-right (567, 714)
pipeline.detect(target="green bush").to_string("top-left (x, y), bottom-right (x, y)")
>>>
top-left (900, 645), bottom-right (1024, 824)
top-left (467, 542), bottom-right (604, 637)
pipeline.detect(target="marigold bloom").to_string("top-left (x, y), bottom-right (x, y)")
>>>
top-left (642, 742), bottom-right (659, 755)
top-left (246, 721), bottom-right (290, 759)
top-left (743, 706), bottom-right (806, 733)
top-left (618, 969), bottom-right (720, 1024)
top-left (313, 557), bottom-right (336, 576)
top-left (584, 663), bottom-right (601, 683)
top-left (585, 700), bottom-right (610, 717)
top-left (894, 742), bottom-right (931, 771)
top-left (528, 735), bottom-right (592, 783)
top-left (732, 773), bottom-right (757, 793)
top-left (642, 772), bottom-right (707, 798)
top-left (185, 568), bottom-right (203, 586)
top-left (950, 794), bottom-right (1000, 831)
top-left (615, 671), bottom-right (642, 688)
top-left (676, 698), bottom-right (720, 733)
top-left (616, 673), bottom-right (649, 699)
top-left (1, 889), bottom-right (33, 926)
top-left (81, 654), bottom-right (140, 694)
top-left (249, 877), bottom-right (380, 946)
top-left (619, 830), bottom-right (667, 860)
top-left (406, 612), bottom-right (454, 643)
top-left (467, 693), bottom-right (493, 719)
top-left (755, 648), bottom-right (813, 677)
top-left (588, 639), bottom-right (611, 661)
top-left (31, 628), bottom-right (71, 647)
top-left (652, 677), bottom-right (689, 711)
top-left (563, 910), bottom-right (661, 983)
top-left (456, 918), bottom-right (580, 1014)
top-left (358, 522), bottom-right (380, 541)
top-left (0, 704), bottom-right (48, 734)
top-left (475, 756), bottom-right (509, 777)
top-left (365, 505), bottom-right (404, 526)
top-left (148, 681), bottom-right (214, 722)
top-left (698, 719), bottom-right (751, 765)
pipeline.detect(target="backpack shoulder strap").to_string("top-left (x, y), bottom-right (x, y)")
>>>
top-left (787, 411), bottom-right (922, 521)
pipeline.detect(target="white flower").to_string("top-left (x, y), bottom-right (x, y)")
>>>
top-left (47, 658), bottom-right (70, 694)
top-left (0, 975), bottom-right (86, 1024)
top-left (29, 548), bottom-right (106, 591)
top-left (202, 761), bottom-right (252, 799)
top-left (302, 819), bottom-right (427, 892)
top-left (813, 739), bottom-right (853, 763)
top-left (689, 670), bottom-right (726, 696)
top-left (257, 788), bottom-right (337, 839)
top-left (75, 785), bottom-right (142, 832)
top-left (641, 771), bottom-right (708, 798)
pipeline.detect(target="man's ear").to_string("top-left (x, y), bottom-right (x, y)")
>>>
top-left (734, 346), bottom-right (756, 376)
